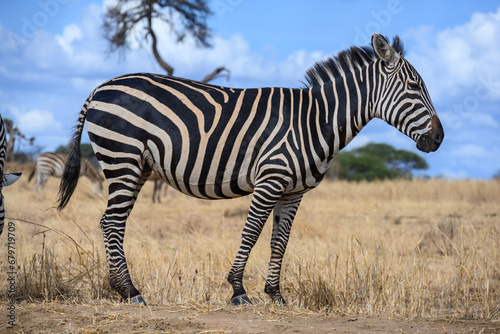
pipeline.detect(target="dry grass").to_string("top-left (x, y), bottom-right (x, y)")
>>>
top-left (1, 162), bottom-right (499, 320)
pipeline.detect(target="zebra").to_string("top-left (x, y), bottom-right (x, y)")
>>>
top-left (28, 152), bottom-right (103, 194)
top-left (57, 34), bottom-right (444, 306)
top-left (150, 171), bottom-right (170, 203)
top-left (0, 115), bottom-right (22, 236)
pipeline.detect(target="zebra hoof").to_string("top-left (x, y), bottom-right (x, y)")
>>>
top-left (231, 294), bottom-right (252, 305)
top-left (271, 295), bottom-right (287, 306)
top-left (130, 294), bottom-right (147, 306)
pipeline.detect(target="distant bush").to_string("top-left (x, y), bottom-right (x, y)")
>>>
top-left (56, 143), bottom-right (95, 158)
top-left (329, 143), bottom-right (428, 181)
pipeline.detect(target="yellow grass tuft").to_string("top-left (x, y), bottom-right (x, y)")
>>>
top-left (1, 163), bottom-right (499, 319)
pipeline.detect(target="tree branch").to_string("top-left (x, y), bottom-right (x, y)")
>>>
top-left (201, 66), bottom-right (230, 83)
top-left (103, 0), bottom-right (228, 82)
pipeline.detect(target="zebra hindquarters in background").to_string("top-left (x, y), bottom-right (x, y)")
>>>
top-left (0, 115), bottom-right (21, 236)
top-left (29, 152), bottom-right (104, 195)
top-left (28, 152), bottom-right (66, 192)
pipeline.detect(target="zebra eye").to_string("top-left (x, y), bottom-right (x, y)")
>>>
top-left (407, 80), bottom-right (420, 91)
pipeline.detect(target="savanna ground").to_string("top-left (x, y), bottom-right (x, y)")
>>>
top-left (0, 162), bottom-right (499, 333)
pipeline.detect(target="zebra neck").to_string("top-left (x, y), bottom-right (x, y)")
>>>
top-left (312, 72), bottom-right (372, 157)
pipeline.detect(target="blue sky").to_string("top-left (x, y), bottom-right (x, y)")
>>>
top-left (1, 0), bottom-right (499, 179)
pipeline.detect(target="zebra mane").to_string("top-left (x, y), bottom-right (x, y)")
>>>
top-left (304, 35), bottom-right (406, 88)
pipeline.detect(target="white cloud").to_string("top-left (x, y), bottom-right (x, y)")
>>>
top-left (10, 108), bottom-right (62, 134)
top-left (24, 30), bottom-right (64, 71)
top-left (406, 6), bottom-right (500, 102)
top-left (56, 24), bottom-right (82, 55)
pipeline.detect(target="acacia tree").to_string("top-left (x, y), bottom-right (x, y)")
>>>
top-left (103, 0), bottom-right (229, 82)
top-left (331, 143), bottom-right (429, 181)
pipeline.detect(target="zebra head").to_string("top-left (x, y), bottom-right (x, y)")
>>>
top-left (371, 33), bottom-right (444, 153)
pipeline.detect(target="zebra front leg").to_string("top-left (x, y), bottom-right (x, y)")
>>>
top-left (264, 193), bottom-right (303, 305)
top-left (227, 179), bottom-right (286, 305)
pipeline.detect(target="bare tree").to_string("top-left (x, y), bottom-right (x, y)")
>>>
top-left (3, 118), bottom-right (35, 162)
top-left (103, 0), bottom-right (229, 83)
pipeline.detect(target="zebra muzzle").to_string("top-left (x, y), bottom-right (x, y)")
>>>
top-left (416, 115), bottom-right (444, 153)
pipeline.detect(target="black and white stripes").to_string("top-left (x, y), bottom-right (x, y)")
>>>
top-left (58, 33), bottom-right (443, 305)
top-left (0, 115), bottom-right (21, 236)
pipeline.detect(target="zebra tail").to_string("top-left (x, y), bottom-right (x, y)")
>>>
top-left (57, 99), bottom-right (90, 210)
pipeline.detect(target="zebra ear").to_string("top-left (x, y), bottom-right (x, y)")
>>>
top-left (372, 33), bottom-right (400, 65)
top-left (3, 172), bottom-right (21, 187)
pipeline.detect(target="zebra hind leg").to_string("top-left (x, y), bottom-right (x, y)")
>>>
top-left (264, 194), bottom-right (303, 305)
top-left (100, 168), bottom-right (152, 305)
top-left (227, 179), bottom-right (286, 305)
top-left (153, 180), bottom-right (162, 203)
top-left (34, 173), bottom-right (48, 193)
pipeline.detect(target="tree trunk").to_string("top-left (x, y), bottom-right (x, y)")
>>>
top-left (145, 3), bottom-right (228, 83)
top-left (6, 127), bottom-right (15, 162)
top-left (146, 5), bottom-right (174, 76)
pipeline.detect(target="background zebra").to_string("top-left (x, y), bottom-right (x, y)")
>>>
top-left (29, 152), bottom-right (103, 194)
top-left (58, 33), bottom-right (443, 306)
top-left (150, 171), bottom-right (169, 203)
top-left (0, 115), bottom-right (21, 236)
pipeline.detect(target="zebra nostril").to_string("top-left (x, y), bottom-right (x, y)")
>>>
top-left (433, 130), bottom-right (443, 144)
top-left (430, 115), bottom-right (444, 145)
top-left (435, 133), bottom-right (441, 142)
